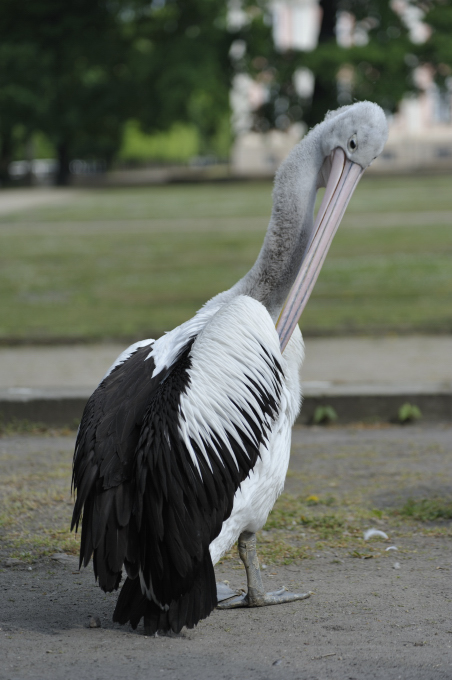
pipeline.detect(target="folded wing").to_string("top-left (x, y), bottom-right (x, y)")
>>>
top-left (72, 296), bottom-right (284, 632)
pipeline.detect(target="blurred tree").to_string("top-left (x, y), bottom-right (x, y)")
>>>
top-left (0, 0), bottom-right (234, 184)
top-left (336, 0), bottom-right (414, 112)
top-left (306, 0), bottom-right (339, 127)
top-left (240, 0), bottom-right (414, 132)
top-left (0, 43), bottom-right (43, 185)
top-left (416, 1), bottom-right (452, 96)
top-left (0, 0), bottom-right (431, 183)
top-left (0, 0), bottom-right (134, 185)
top-left (123, 0), bottom-right (234, 155)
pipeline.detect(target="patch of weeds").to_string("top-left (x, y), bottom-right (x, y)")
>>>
top-left (257, 533), bottom-right (311, 565)
top-left (350, 549), bottom-right (375, 559)
top-left (395, 497), bottom-right (452, 522)
top-left (0, 484), bottom-right (68, 528)
top-left (259, 493), bottom-right (406, 559)
top-left (0, 417), bottom-right (49, 436)
top-left (264, 494), bottom-right (346, 544)
top-left (418, 526), bottom-right (452, 537)
top-left (217, 536), bottom-right (310, 567)
top-left (9, 530), bottom-right (80, 561)
top-left (0, 417), bottom-right (77, 437)
top-left (264, 494), bottom-right (312, 530)
top-left (303, 515), bottom-right (345, 539)
top-left (0, 453), bottom-right (79, 559)
top-left (397, 403), bottom-right (422, 424)
top-left (313, 405), bottom-right (338, 425)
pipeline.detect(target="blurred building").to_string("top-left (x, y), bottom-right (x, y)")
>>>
top-left (231, 0), bottom-right (452, 176)
top-left (366, 2), bottom-right (452, 174)
top-left (230, 0), bottom-right (319, 176)
top-left (372, 66), bottom-right (452, 174)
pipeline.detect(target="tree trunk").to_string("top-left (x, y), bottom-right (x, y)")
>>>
top-left (318, 0), bottom-right (337, 42)
top-left (305, 0), bottom-right (339, 127)
top-left (0, 131), bottom-right (13, 187)
top-left (56, 142), bottom-right (70, 186)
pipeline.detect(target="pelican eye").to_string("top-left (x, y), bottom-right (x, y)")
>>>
top-left (348, 134), bottom-right (358, 152)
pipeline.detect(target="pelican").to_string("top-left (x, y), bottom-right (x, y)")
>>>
top-left (71, 101), bottom-right (388, 634)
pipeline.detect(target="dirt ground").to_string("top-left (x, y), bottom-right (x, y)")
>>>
top-left (1, 424), bottom-right (452, 680)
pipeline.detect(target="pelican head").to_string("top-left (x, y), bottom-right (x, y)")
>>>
top-left (320, 101), bottom-right (388, 171)
top-left (277, 101), bottom-right (388, 350)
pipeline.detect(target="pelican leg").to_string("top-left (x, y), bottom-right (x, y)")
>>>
top-left (216, 531), bottom-right (311, 609)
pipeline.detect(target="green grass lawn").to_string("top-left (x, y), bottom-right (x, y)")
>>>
top-left (1, 175), bottom-right (452, 341)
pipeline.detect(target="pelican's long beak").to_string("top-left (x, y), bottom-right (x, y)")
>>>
top-left (276, 147), bottom-right (364, 352)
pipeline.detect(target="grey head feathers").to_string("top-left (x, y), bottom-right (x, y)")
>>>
top-left (319, 101), bottom-right (388, 170)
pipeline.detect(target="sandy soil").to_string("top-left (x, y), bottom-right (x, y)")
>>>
top-left (1, 425), bottom-right (452, 680)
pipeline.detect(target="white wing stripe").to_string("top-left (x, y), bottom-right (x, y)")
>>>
top-left (177, 296), bottom-right (283, 476)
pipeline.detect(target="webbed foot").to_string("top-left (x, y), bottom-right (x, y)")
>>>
top-left (216, 532), bottom-right (311, 610)
top-left (216, 584), bottom-right (311, 609)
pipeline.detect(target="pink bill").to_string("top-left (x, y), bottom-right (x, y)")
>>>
top-left (277, 148), bottom-right (364, 352)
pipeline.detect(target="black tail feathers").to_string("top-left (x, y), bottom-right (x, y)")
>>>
top-left (113, 554), bottom-right (218, 635)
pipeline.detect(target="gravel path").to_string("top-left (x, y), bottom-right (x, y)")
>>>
top-left (1, 425), bottom-right (452, 679)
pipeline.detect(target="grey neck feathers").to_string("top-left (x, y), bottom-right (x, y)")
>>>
top-left (226, 126), bottom-right (324, 322)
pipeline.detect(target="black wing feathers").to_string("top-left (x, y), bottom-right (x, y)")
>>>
top-left (72, 344), bottom-right (159, 582)
top-left (72, 334), bottom-right (284, 634)
top-left (113, 550), bottom-right (217, 635)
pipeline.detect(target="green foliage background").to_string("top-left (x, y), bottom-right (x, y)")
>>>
top-left (0, 1), bottom-right (450, 181)
top-left (0, 0), bottom-right (234, 182)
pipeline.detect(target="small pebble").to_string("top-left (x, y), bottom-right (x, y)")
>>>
top-left (393, 562), bottom-right (401, 570)
top-left (272, 659), bottom-right (283, 666)
top-left (88, 616), bottom-right (101, 628)
top-left (51, 553), bottom-right (77, 564)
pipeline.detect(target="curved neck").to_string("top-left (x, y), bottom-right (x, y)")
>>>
top-left (229, 127), bottom-right (325, 321)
